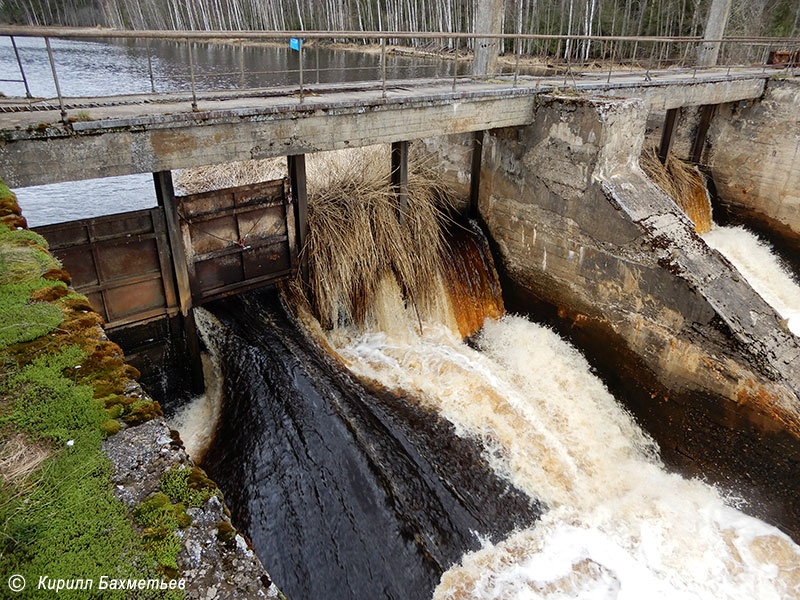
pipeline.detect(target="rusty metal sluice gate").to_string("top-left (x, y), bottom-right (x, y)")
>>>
top-left (33, 167), bottom-right (305, 394)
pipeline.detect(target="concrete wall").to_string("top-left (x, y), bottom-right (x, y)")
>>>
top-left (705, 78), bottom-right (800, 247)
top-left (424, 93), bottom-right (800, 538)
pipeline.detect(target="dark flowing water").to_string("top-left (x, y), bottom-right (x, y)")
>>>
top-left (0, 35), bottom-right (448, 227)
top-left (201, 289), bottom-right (540, 599)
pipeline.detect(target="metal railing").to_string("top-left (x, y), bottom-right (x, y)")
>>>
top-left (1, 26), bottom-right (798, 123)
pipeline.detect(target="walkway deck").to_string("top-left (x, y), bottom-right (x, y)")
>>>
top-left (0, 66), bottom-right (787, 188)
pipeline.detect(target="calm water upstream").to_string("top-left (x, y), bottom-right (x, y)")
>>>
top-left (0, 35), bottom-right (443, 226)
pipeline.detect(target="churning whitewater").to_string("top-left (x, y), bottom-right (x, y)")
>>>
top-left (702, 226), bottom-right (800, 337)
top-left (168, 308), bottom-right (225, 463)
top-left (320, 279), bottom-right (800, 599)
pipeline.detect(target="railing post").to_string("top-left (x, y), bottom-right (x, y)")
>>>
top-left (298, 39), bottom-right (304, 102)
top-left (724, 42), bottom-right (732, 75)
top-left (607, 40), bottom-right (616, 84)
top-left (381, 37), bottom-right (387, 98)
top-left (187, 38), bottom-right (198, 111)
top-left (10, 36), bottom-right (32, 99)
top-left (391, 141), bottom-right (409, 222)
top-left (44, 37), bottom-right (67, 123)
top-left (452, 37), bottom-right (458, 92)
top-left (239, 40), bottom-right (245, 89)
top-left (146, 39), bottom-right (156, 93)
top-left (513, 38), bottom-right (520, 87)
top-left (645, 41), bottom-right (656, 81)
top-left (316, 42), bottom-right (320, 85)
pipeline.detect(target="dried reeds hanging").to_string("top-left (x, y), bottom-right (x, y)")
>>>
top-left (176, 145), bottom-right (459, 329)
top-left (304, 146), bottom-right (457, 329)
top-left (639, 147), bottom-right (713, 234)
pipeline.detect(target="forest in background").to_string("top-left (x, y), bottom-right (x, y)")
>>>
top-left (1, 0), bottom-right (798, 58)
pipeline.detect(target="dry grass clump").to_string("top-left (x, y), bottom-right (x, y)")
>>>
top-left (640, 147), bottom-right (713, 234)
top-left (0, 432), bottom-right (49, 489)
top-left (305, 146), bottom-right (457, 328)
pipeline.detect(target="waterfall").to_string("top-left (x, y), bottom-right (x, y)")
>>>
top-left (640, 147), bottom-right (800, 337)
top-left (702, 226), bottom-right (800, 336)
top-left (301, 223), bottom-right (800, 599)
top-left (201, 288), bottom-right (540, 600)
top-left (188, 144), bottom-right (800, 598)
top-left (168, 308), bottom-right (225, 463)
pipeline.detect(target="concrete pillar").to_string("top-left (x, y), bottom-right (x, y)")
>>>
top-left (697, 0), bottom-right (733, 67)
top-left (288, 155), bottom-right (309, 284)
top-left (473, 0), bottom-right (505, 77)
top-left (153, 171), bottom-right (205, 395)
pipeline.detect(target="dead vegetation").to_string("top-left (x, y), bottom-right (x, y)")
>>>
top-left (0, 432), bottom-right (49, 489)
top-left (304, 146), bottom-right (457, 328)
top-left (640, 147), bottom-right (713, 234)
top-left (174, 158), bottom-right (286, 195)
top-left (178, 146), bottom-right (459, 329)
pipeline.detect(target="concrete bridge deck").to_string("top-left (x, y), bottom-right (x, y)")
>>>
top-left (0, 66), bottom-right (786, 188)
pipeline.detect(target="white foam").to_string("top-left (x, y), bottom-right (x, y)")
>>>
top-left (702, 225), bottom-right (800, 336)
top-left (168, 308), bottom-right (225, 463)
top-left (322, 289), bottom-right (800, 599)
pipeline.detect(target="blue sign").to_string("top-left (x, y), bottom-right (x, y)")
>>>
top-left (290, 38), bottom-right (302, 51)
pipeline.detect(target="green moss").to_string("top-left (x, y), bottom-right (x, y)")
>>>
top-left (216, 521), bottom-right (237, 544)
top-left (0, 279), bottom-right (64, 348)
top-left (0, 221), bottom-right (65, 349)
top-left (0, 179), bottom-right (14, 203)
top-left (0, 348), bottom-right (180, 598)
top-left (3, 346), bottom-right (99, 443)
top-left (2, 228), bottom-right (48, 248)
top-left (123, 400), bottom-right (163, 425)
top-left (133, 493), bottom-right (192, 572)
top-left (0, 225), bottom-right (59, 283)
top-left (92, 380), bottom-right (126, 397)
top-left (161, 466), bottom-right (222, 508)
top-left (104, 403), bottom-right (124, 419)
top-left (0, 183), bottom-right (186, 597)
top-left (100, 419), bottom-right (121, 435)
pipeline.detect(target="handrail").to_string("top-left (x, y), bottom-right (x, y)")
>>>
top-left (1, 27), bottom-right (797, 125)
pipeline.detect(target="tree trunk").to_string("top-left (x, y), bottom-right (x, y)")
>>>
top-left (697, 0), bottom-right (733, 66)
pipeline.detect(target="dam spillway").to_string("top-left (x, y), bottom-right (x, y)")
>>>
top-left (3, 30), bottom-right (800, 600)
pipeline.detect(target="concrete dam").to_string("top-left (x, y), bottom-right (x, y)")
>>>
top-left (2, 27), bottom-right (800, 599)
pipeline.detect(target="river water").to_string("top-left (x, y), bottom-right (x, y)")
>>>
top-left (182, 227), bottom-right (800, 600)
top-left (0, 35), bottom-right (443, 226)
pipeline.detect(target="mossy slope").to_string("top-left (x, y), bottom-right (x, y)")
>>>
top-left (0, 181), bottom-right (178, 598)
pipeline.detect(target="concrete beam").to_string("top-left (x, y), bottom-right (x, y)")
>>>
top-left (0, 75), bottom-right (772, 188)
top-left (604, 76), bottom-right (765, 111)
top-left (0, 94), bottom-right (537, 188)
